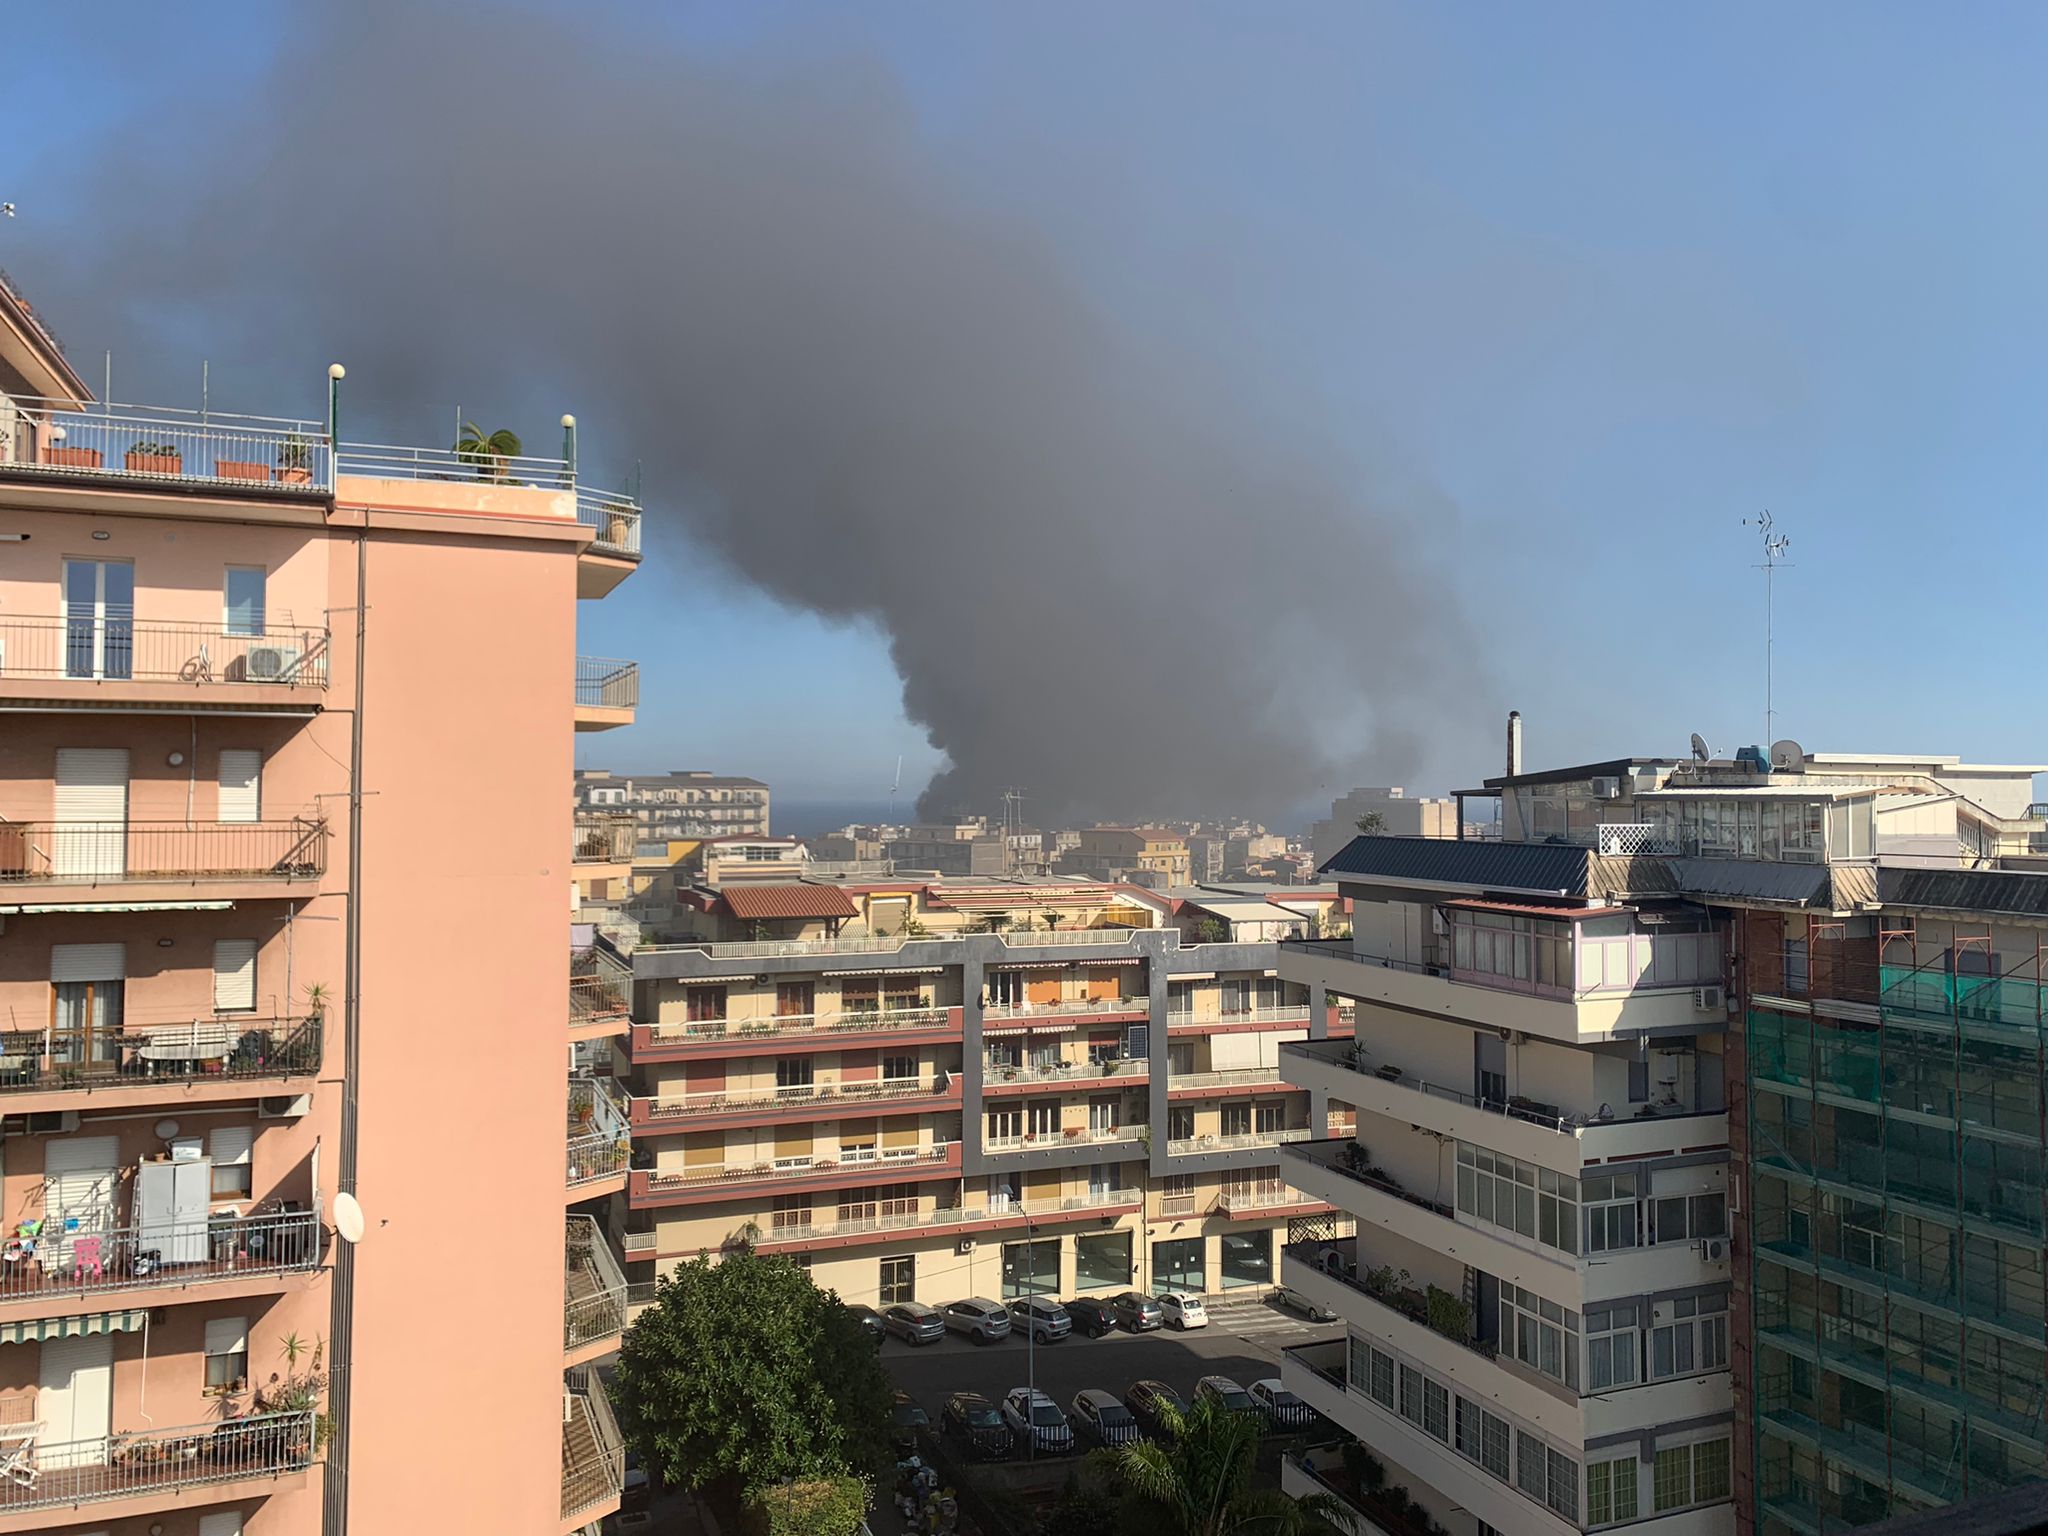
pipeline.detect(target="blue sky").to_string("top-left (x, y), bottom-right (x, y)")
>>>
top-left (11, 3), bottom-right (2048, 815)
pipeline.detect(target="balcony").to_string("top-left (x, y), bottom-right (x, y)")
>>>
top-left (631, 1074), bottom-right (961, 1131)
top-left (0, 1011), bottom-right (320, 1113)
top-left (0, 616), bottom-right (330, 711)
top-left (561, 1367), bottom-right (626, 1528)
top-left (1166, 1066), bottom-right (1292, 1097)
top-left (574, 487), bottom-right (643, 598)
top-left (0, 1407), bottom-right (314, 1529)
top-left (1216, 1181), bottom-right (1331, 1219)
top-left (983, 1127), bottom-right (1147, 1166)
top-left (634, 926), bottom-right (1167, 961)
top-left (982, 995), bottom-right (1150, 1030)
top-left (630, 1006), bottom-right (963, 1060)
top-left (749, 1188), bottom-right (1144, 1256)
top-left (574, 656), bottom-right (638, 731)
top-left (572, 814), bottom-right (637, 869)
top-left (1165, 1127), bottom-right (1313, 1173)
top-left (569, 945), bottom-right (634, 1042)
top-left (567, 1076), bottom-right (631, 1196)
top-left (564, 1214), bottom-right (629, 1366)
top-left (0, 819), bottom-right (327, 904)
top-left (1280, 1039), bottom-right (1729, 1179)
top-left (1279, 939), bottom-right (1721, 1047)
top-left (0, 398), bottom-right (332, 498)
top-left (1168, 1006), bottom-right (1314, 1036)
top-left (632, 1141), bottom-right (964, 1208)
top-left (0, 1207), bottom-right (320, 1321)
top-left (982, 1058), bottom-right (1147, 1095)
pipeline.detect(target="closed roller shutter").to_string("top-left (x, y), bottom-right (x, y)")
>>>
top-left (218, 750), bottom-right (262, 824)
top-left (683, 1133), bottom-right (724, 1168)
top-left (50, 944), bottom-right (125, 984)
top-left (213, 939), bottom-right (257, 1011)
top-left (43, 1135), bottom-right (119, 1268)
top-left (53, 749), bottom-right (128, 879)
top-left (772, 1126), bottom-right (810, 1160)
top-left (880, 1116), bottom-right (918, 1150)
top-left (1026, 976), bottom-right (1061, 1005)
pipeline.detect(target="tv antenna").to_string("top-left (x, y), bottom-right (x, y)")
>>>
top-left (1745, 511), bottom-right (1792, 747)
top-left (888, 755), bottom-right (902, 826)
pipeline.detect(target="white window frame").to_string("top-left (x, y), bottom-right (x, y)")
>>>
top-left (223, 565), bottom-right (268, 637)
top-left (204, 1315), bottom-right (249, 1395)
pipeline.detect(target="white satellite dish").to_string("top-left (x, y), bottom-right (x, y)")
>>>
top-left (1770, 739), bottom-right (1806, 772)
top-left (333, 1191), bottom-right (368, 1245)
top-left (1689, 732), bottom-right (1711, 763)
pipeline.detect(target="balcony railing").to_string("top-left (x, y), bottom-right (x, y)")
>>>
top-left (568, 1076), bottom-right (631, 1188)
top-left (570, 947), bottom-right (634, 1028)
top-left (637, 1075), bottom-right (952, 1123)
top-left (1219, 1182), bottom-right (1321, 1215)
top-left (636, 927), bottom-right (1175, 959)
top-left (983, 996), bottom-right (1149, 1021)
top-left (0, 1012), bottom-right (321, 1096)
top-left (0, 397), bottom-right (331, 494)
top-left (565, 1214), bottom-right (629, 1351)
top-left (573, 815), bottom-right (637, 864)
top-left (641, 1141), bottom-right (959, 1194)
top-left (337, 439), bottom-right (572, 484)
top-left (984, 1128), bottom-right (1143, 1153)
top-left (0, 616), bottom-right (330, 692)
top-left (0, 1408), bottom-right (316, 1515)
top-left (0, 820), bottom-right (327, 886)
top-left (575, 487), bottom-right (643, 557)
top-left (983, 1059), bottom-right (1146, 1087)
top-left (1167, 1128), bottom-right (1312, 1156)
top-left (0, 1206), bottom-right (320, 1305)
top-left (1185, 1006), bottom-right (1315, 1028)
top-left (642, 1006), bottom-right (956, 1044)
top-left (575, 657), bottom-right (639, 711)
top-left (1167, 1067), bottom-right (1290, 1091)
top-left (1283, 1237), bottom-right (1492, 1361)
top-left (562, 1367), bottom-right (626, 1523)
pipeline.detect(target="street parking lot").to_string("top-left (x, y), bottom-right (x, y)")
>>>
top-left (880, 1296), bottom-right (1340, 1435)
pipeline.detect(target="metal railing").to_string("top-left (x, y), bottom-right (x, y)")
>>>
top-left (1287, 1136), bottom-right (1455, 1217)
top-left (643, 1006), bottom-right (956, 1044)
top-left (983, 996), bottom-right (1149, 1021)
top-left (636, 1075), bottom-right (950, 1122)
top-left (0, 1408), bottom-right (316, 1514)
top-left (570, 946), bottom-right (634, 1027)
top-left (983, 1058), bottom-right (1146, 1087)
top-left (1167, 1128), bottom-right (1311, 1155)
top-left (1167, 1067), bottom-right (1290, 1091)
top-left (561, 1368), bottom-right (626, 1523)
top-left (0, 820), bottom-right (328, 885)
top-left (575, 487), bottom-right (642, 557)
top-left (564, 1214), bottom-right (629, 1350)
top-left (619, 1229), bottom-right (656, 1255)
top-left (1282, 1237), bottom-right (1492, 1361)
top-left (336, 439), bottom-right (571, 484)
top-left (0, 1012), bottom-right (321, 1095)
top-left (1596, 823), bottom-right (1679, 857)
top-left (641, 1141), bottom-right (959, 1192)
top-left (984, 1128), bottom-right (1143, 1152)
top-left (0, 1206), bottom-right (320, 1303)
top-left (567, 1076), bottom-right (631, 1188)
top-left (634, 928), bottom-right (1177, 959)
top-left (575, 657), bottom-right (639, 711)
top-left (1189, 1006), bottom-right (1316, 1027)
top-left (1, 397), bottom-right (331, 494)
top-left (1218, 1182), bottom-right (1318, 1214)
top-left (573, 815), bottom-right (636, 864)
top-left (0, 616), bottom-right (331, 691)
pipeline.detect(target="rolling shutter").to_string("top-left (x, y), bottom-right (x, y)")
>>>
top-left (213, 939), bottom-right (257, 1011)
top-left (50, 944), bottom-right (126, 984)
top-left (53, 749), bottom-right (129, 879)
top-left (880, 1115), bottom-right (918, 1150)
top-left (218, 750), bottom-right (262, 824)
top-left (210, 1126), bottom-right (254, 1175)
top-left (683, 1133), bottom-right (723, 1168)
top-left (773, 1126), bottom-right (810, 1160)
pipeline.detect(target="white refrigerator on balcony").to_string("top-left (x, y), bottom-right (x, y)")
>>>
top-left (135, 1157), bottom-right (211, 1265)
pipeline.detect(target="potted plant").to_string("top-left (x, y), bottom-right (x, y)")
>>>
top-left (216, 454), bottom-right (272, 481)
top-left (276, 434), bottom-right (314, 484)
top-left (46, 441), bottom-right (103, 469)
top-left (125, 439), bottom-right (184, 475)
top-left (453, 420), bottom-right (523, 482)
top-left (600, 500), bottom-right (635, 547)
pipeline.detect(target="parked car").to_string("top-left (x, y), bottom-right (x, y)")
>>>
top-left (1002, 1387), bottom-right (1075, 1455)
top-left (1108, 1291), bottom-right (1164, 1331)
top-left (1124, 1379), bottom-right (1187, 1438)
top-left (944, 1298), bottom-right (1013, 1343)
top-left (942, 1392), bottom-right (1012, 1460)
top-left (883, 1302), bottom-right (945, 1345)
top-left (892, 1391), bottom-right (931, 1455)
top-left (1195, 1375), bottom-right (1258, 1415)
top-left (1248, 1378), bottom-right (1316, 1431)
top-left (1070, 1389), bottom-right (1142, 1448)
top-left (1062, 1296), bottom-right (1119, 1337)
top-left (847, 1302), bottom-right (887, 1342)
top-left (1007, 1297), bottom-right (1072, 1343)
top-left (1158, 1292), bottom-right (1208, 1330)
top-left (1272, 1287), bottom-right (1338, 1323)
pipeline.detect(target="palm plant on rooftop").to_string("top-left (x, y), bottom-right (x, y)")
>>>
top-left (453, 420), bottom-right (523, 481)
top-left (1094, 1393), bottom-right (1357, 1536)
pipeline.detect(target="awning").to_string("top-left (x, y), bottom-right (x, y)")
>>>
top-left (717, 884), bottom-right (860, 922)
top-left (0, 901), bottom-right (236, 915)
top-left (0, 1308), bottom-right (148, 1345)
top-left (987, 956), bottom-right (1144, 970)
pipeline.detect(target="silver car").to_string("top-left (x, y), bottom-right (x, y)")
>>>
top-left (1008, 1297), bottom-right (1071, 1343)
top-left (944, 1297), bottom-right (1013, 1343)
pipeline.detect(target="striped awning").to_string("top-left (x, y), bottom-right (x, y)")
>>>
top-left (0, 1309), bottom-right (147, 1345)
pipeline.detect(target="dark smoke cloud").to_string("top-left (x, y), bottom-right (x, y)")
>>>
top-left (18, 3), bottom-right (1492, 823)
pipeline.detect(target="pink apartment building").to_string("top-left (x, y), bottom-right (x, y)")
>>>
top-left (0, 276), bottom-right (641, 1534)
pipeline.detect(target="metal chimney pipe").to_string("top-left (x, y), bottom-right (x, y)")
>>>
top-left (1507, 711), bottom-right (1523, 777)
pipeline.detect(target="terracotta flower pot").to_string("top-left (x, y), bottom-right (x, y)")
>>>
top-left (46, 446), bottom-right (104, 469)
top-left (216, 460), bottom-right (272, 482)
top-left (278, 465), bottom-right (313, 485)
top-left (125, 452), bottom-right (183, 475)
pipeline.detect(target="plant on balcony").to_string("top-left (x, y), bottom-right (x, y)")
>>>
top-left (277, 433), bottom-right (314, 483)
top-left (1424, 1285), bottom-right (1471, 1342)
top-left (1197, 918), bottom-right (1229, 944)
top-left (1096, 1391), bottom-right (1357, 1536)
top-left (609, 1137), bottom-right (631, 1168)
top-left (452, 420), bottom-right (523, 481)
top-left (254, 1332), bottom-right (332, 1455)
top-left (217, 456), bottom-right (273, 482)
top-left (901, 917), bottom-right (927, 936)
top-left (125, 439), bottom-right (184, 474)
top-left (45, 443), bottom-right (104, 468)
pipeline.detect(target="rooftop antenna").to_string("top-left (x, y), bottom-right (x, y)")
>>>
top-left (1744, 511), bottom-right (1792, 747)
top-left (1690, 732), bottom-right (1712, 763)
top-left (888, 755), bottom-right (902, 826)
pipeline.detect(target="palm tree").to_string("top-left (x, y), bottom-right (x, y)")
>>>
top-left (453, 420), bottom-right (523, 480)
top-left (1096, 1395), bottom-right (1357, 1536)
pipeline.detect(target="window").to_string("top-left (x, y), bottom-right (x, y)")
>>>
top-left (1516, 1432), bottom-right (1548, 1501)
top-left (1501, 1284), bottom-right (1579, 1389)
top-left (1001, 1238), bottom-right (1060, 1299)
top-left (1654, 1439), bottom-right (1732, 1512)
top-left (205, 1316), bottom-right (249, 1394)
top-left (1547, 1447), bottom-right (1579, 1521)
top-left (224, 567), bottom-right (267, 636)
top-left (988, 1107), bottom-right (1022, 1144)
top-left (771, 1193), bottom-right (812, 1231)
top-left (1221, 1102), bottom-right (1251, 1137)
top-left (879, 1255), bottom-right (915, 1304)
top-left (1398, 1363), bottom-right (1424, 1426)
top-left (1168, 1106), bottom-right (1196, 1141)
top-left (989, 972), bottom-right (1026, 1009)
top-left (1422, 1377), bottom-right (1450, 1443)
top-left (1089, 1097), bottom-right (1119, 1135)
top-left (685, 986), bottom-right (727, 1023)
top-left (776, 981), bottom-right (814, 1018)
top-left (1582, 1171), bottom-right (1639, 1252)
top-left (1587, 1454), bottom-right (1638, 1526)
top-left (881, 1054), bottom-right (917, 1084)
top-left (218, 749), bottom-right (262, 825)
top-left (1152, 1237), bottom-right (1204, 1292)
top-left (1783, 937), bottom-right (1810, 996)
top-left (1349, 1338), bottom-right (1394, 1410)
top-left (1254, 1099), bottom-right (1283, 1134)
top-left (1220, 1232), bottom-right (1272, 1289)
top-left (1584, 1304), bottom-right (1640, 1390)
top-left (1075, 1231), bottom-right (1131, 1291)
top-left (1027, 1100), bottom-right (1059, 1137)
top-left (776, 1057), bottom-right (815, 1091)
top-left (212, 939), bottom-right (257, 1013)
top-left (210, 1127), bottom-right (254, 1201)
top-left (1456, 1143), bottom-right (1577, 1256)
top-left (1653, 1192), bottom-right (1726, 1244)
top-left (1167, 981), bottom-right (1193, 1020)
top-left (1651, 1294), bottom-right (1729, 1378)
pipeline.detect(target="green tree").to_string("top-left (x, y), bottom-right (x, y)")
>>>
top-left (615, 1254), bottom-right (891, 1516)
top-left (1096, 1395), bottom-right (1356, 1536)
top-left (1353, 811), bottom-right (1386, 836)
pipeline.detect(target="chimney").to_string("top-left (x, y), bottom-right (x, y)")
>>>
top-left (1507, 711), bottom-right (1523, 778)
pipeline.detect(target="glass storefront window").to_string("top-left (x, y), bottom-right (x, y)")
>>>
top-left (1075, 1231), bottom-right (1132, 1293)
top-left (1219, 1232), bottom-right (1272, 1288)
top-left (1001, 1238), bottom-right (1060, 1300)
top-left (1153, 1237), bottom-right (1204, 1293)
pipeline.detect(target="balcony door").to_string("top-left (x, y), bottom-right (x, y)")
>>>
top-left (37, 1332), bottom-right (113, 1469)
top-left (52, 748), bottom-right (129, 879)
top-left (62, 559), bottom-right (133, 680)
top-left (51, 942), bottom-right (126, 1069)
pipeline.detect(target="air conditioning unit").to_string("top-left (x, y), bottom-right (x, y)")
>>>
top-left (230, 644), bottom-right (303, 683)
top-left (23, 1110), bottom-right (79, 1136)
top-left (1589, 776), bottom-right (1622, 800)
top-left (258, 1094), bottom-right (311, 1120)
top-left (1700, 1238), bottom-right (1727, 1262)
top-left (1694, 984), bottom-right (1725, 1012)
top-left (956, 1239), bottom-right (974, 1255)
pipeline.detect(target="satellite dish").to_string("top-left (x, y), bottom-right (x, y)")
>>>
top-left (333, 1191), bottom-right (368, 1245)
top-left (1770, 739), bottom-right (1806, 772)
top-left (1689, 733), bottom-right (1711, 763)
